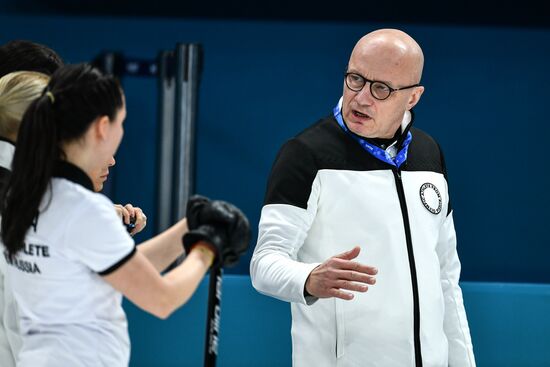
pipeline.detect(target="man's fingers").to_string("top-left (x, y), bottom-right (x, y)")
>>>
top-left (333, 246), bottom-right (361, 261)
top-left (328, 269), bottom-right (376, 285)
top-left (338, 270), bottom-right (377, 285)
top-left (337, 261), bottom-right (378, 276)
top-left (308, 248), bottom-right (378, 300)
top-left (333, 280), bottom-right (369, 292)
top-left (326, 288), bottom-right (354, 301)
top-left (329, 258), bottom-right (378, 277)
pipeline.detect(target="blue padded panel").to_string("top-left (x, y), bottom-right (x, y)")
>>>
top-left (125, 274), bottom-right (291, 367)
top-left (462, 282), bottom-right (550, 367)
top-left (126, 277), bottom-right (550, 366)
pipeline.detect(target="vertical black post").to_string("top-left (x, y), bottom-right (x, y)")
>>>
top-left (204, 265), bottom-right (223, 367)
top-left (156, 43), bottom-right (202, 232)
top-left (172, 43), bottom-right (202, 221)
top-left (156, 50), bottom-right (176, 233)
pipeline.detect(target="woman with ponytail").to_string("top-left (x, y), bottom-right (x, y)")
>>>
top-left (0, 64), bottom-right (250, 366)
top-left (0, 69), bottom-right (146, 366)
top-left (0, 70), bottom-right (49, 367)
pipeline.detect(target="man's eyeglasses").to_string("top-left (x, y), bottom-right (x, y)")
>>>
top-left (344, 72), bottom-right (420, 101)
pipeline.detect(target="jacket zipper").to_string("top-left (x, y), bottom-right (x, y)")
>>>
top-left (393, 168), bottom-right (423, 367)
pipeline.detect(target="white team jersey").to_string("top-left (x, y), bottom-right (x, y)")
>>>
top-left (0, 139), bottom-right (14, 170)
top-left (0, 255), bottom-right (20, 367)
top-left (3, 162), bottom-right (135, 367)
top-left (0, 138), bottom-right (18, 367)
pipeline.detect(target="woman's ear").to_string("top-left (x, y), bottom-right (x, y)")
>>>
top-left (93, 115), bottom-right (111, 141)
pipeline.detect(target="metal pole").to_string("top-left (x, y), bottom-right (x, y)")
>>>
top-left (156, 50), bottom-right (176, 232)
top-left (173, 43), bottom-right (202, 221)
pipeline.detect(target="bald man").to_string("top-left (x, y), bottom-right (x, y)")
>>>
top-left (251, 29), bottom-right (476, 366)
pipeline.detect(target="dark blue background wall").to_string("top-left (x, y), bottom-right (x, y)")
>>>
top-left (1, 14), bottom-right (549, 283)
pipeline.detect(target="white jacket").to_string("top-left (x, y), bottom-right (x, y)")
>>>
top-left (251, 114), bottom-right (475, 367)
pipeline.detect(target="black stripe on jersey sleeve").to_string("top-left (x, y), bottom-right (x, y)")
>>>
top-left (264, 138), bottom-right (318, 209)
top-left (98, 246), bottom-right (137, 276)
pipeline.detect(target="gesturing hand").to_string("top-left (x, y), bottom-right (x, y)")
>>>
top-left (305, 246), bottom-right (377, 300)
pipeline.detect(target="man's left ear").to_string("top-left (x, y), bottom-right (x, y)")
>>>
top-left (407, 86), bottom-right (425, 110)
top-left (94, 115), bottom-right (111, 141)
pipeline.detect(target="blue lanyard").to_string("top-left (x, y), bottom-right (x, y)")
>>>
top-left (333, 101), bottom-right (412, 168)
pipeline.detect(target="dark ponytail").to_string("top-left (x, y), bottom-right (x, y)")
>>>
top-left (1, 64), bottom-right (123, 258)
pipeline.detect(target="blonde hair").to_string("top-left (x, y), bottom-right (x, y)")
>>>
top-left (0, 71), bottom-right (49, 140)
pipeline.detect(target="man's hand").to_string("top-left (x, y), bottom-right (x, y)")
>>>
top-left (305, 246), bottom-right (377, 300)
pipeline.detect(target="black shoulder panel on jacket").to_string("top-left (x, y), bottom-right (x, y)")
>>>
top-left (263, 137), bottom-right (318, 208)
top-left (437, 142), bottom-right (453, 215)
top-left (263, 116), bottom-right (389, 208)
top-left (405, 128), bottom-right (453, 215)
top-left (405, 128), bottom-right (444, 174)
top-left (264, 117), bottom-right (453, 212)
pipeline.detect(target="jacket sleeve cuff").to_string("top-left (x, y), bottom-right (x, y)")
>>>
top-left (297, 262), bottom-right (321, 305)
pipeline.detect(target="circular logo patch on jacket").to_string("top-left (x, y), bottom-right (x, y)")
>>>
top-left (419, 183), bottom-right (442, 215)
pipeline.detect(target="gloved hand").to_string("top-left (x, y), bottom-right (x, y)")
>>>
top-left (183, 195), bottom-right (251, 267)
top-left (182, 224), bottom-right (226, 266)
top-left (185, 195), bottom-right (210, 230)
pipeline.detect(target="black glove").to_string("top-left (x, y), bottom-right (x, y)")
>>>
top-left (186, 195), bottom-right (211, 230)
top-left (184, 195), bottom-right (251, 267)
top-left (182, 225), bottom-right (226, 266)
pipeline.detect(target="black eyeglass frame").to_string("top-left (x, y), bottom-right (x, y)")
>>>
top-left (344, 72), bottom-right (420, 101)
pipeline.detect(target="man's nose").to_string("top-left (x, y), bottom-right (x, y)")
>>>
top-left (354, 83), bottom-right (375, 105)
